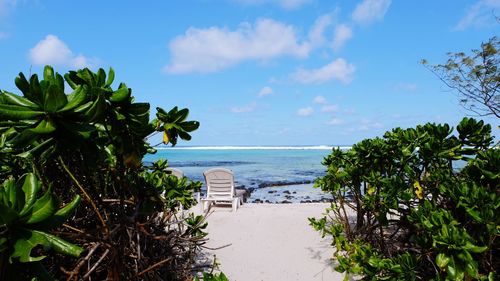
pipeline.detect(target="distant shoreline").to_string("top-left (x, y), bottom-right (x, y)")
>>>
top-left (155, 145), bottom-right (352, 150)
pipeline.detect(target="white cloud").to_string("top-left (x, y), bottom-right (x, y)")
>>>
top-left (327, 118), bottom-right (344, 125)
top-left (292, 58), bottom-right (355, 84)
top-left (29, 35), bottom-right (94, 68)
top-left (393, 82), bottom-right (417, 92)
top-left (312, 96), bottom-right (340, 113)
top-left (313, 95), bottom-right (327, 105)
top-left (231, 102), bottom-right (257, 113)
top-left (165, 18), bottom-right (311, 74)
top-left (297, 106), bottom-right (314, 117)
top-left (321, 104), bottom-right (339, 113)
top-left (235, 0), bottom-right (312, 9)
top-left (355, 118), bottom-right (383, 131)
top-left (454, 0), bottom-right (500, 30)
top-left (258, 86), bottom-right (274, 97)
top-left (352, 0), bottom-right (391, 25)
top-left (308, 14), bottom-right (334, 47)
top-left (332, 24), bottom-right (353, 50)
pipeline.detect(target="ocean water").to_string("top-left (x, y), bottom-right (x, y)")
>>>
top-left (143, 146), bottom-right (341, 203)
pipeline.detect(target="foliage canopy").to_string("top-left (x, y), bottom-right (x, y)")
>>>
top-left (311, 118), bottom-right (499, 280)
top-left (423, 36), bottom-right (499, 118)
top-left (0, 66), bottom-right (206, 280)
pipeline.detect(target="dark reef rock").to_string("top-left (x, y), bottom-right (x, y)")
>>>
top-left (258, 180), bottom-right (313, 188)
top-left (235, 188), bottom-right (248, 203)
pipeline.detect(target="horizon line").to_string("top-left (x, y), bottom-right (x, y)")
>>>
top-left (155, 145), bottom-right (352, 150)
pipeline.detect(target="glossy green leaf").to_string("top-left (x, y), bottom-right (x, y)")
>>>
top-left (32, 230), bottom-right (83, 257)
top-left (29, 74), bottom-right (43, 105)
top-left (109, 87), bottom-right (130, 103)
top-left (9, 129), bottom-right (39, 147)
top-left (10, 228), bottom-right (82, 262)
top-left (55, 73), bottom-right (65, 92)
top-left (436, 253), bottom-right (450, 268)
top-left (25, 187), bottom-right (56, 224)
top-left (16, 137), bottom-right (54, 159)
top-left (1, 179), bottom-right (14, 206)
top-left (178, 130), bottom-right (191, 141)
top-left (180, 121), bottom-right (200, 132)
top-left (63, 73), bottom-right (78, 90)
top-left (96, 68), bottom-right (105, 86)
top-left (174, 108), bottom-right (189, 123)
top-left (10, 230), bottom-right (48, 262)
top-left (464, 207), bottom-right (482, 222)
top-left (73, 100), bottom-right (94, 113)
top-left (19, 173), bottom-right (41, 216)
top-left (76, 69), bottom-right (95, 86)
top-left (7, 176), bottom-right (19, 209)
top-left (0, 104), bottom-right (44, 120)
top-left (41, 195), bottom-right (81, 228)
top-left (43, 66), bottom-right (55, 82)
top-left (82, 93), bottom-right (106, 122)
top-left (129, 102), bottom-right (150, 115)
top-left (465, 260), bottom-right (479, 278)
top-left (43, 84), bottom-right (67, 112)
top-left (168, 106), bottom-right (178, 116)
top-left (29, 119), bottom-right (56, 134)
top-left (58, 85), bottom-right (87, 112)
top-left (463, 241), bottom-right (487, 253)
top-left (1, 91), bottom-right (39, 109)
top-left (105, 67), bottom-right (115, 87)
top-left (156, 107), bottom-right (168, 119)
top-left (14, 72), bottom-right (31, 97)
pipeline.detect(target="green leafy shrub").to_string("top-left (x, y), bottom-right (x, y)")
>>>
top-left (194, 272), bottom-right (229, 281)
top-left (0, 66), bottom-right (207, 280)
top-left (311, 118), bottom-right (498, 280)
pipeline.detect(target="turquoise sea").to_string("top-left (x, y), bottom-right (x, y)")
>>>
top-left (143, 146), bottom-right (345, 203)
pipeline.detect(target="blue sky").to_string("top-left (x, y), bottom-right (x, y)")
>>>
top-left (0, 0), bottom-right (498, 146)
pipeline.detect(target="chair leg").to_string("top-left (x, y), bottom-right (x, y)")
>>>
top-left (232, 198), bottom-right (239, 212)
top-left (201, 200), bottom-right (209, 212)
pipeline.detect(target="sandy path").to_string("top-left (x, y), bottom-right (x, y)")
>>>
top-left (197, 203), bottom-right (345, 281)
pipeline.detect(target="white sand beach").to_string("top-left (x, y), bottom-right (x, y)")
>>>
top-left (196, 203), bottom-right (345, 281)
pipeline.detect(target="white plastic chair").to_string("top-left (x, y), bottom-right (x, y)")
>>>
top-left (164, 167), bottom-right (200, 202)
top-left (164, 167), bottom-right (184, 179)
top-left (201, 168), bottom-right (241, 212)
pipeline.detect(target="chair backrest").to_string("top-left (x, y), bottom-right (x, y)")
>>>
top-left (165, 167), bottom-right (184, 179)
top-left (203, 168), bottom-right (234, 199)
